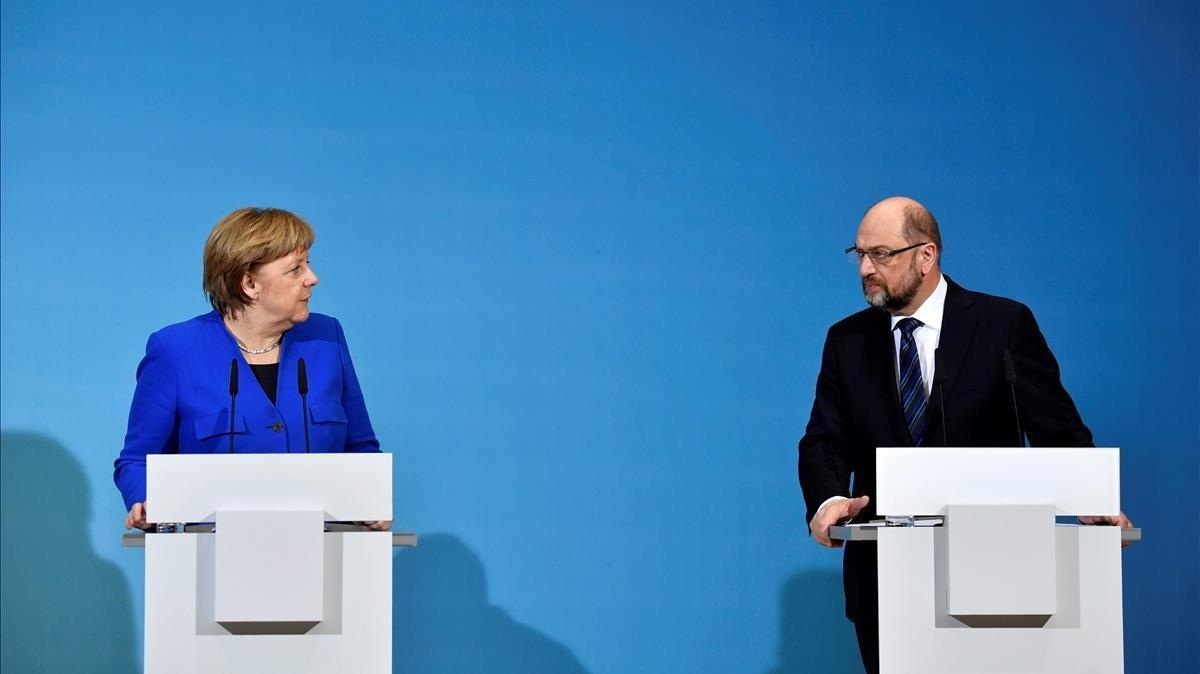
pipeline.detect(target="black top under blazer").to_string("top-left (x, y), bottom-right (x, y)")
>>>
top-left (797, 277), bottom-right (1093, 621)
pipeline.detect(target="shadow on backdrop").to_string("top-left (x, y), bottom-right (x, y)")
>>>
top-left (0, 431), bottom-right (138, 673)
top-left (393, 533), bottom-right (588, 674)
top-left (766, 569), bottom-right (862, 674)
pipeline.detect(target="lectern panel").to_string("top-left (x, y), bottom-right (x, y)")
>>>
top-left (875, 447), bottom-right (1119, 516)
top-left (147, 453), bottom-right (392, 522)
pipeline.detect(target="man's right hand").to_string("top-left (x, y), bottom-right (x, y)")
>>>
top-left (809, 495), bottom-right (870, 547)
top-left (125, 502), bottom-right (152, 531)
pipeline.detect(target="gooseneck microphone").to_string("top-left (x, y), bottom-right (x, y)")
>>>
top-left (933, 347), bottom-right (948, 446)
top-left (1003, 348), bottom-right (1024, 447)
top-left (228, 358), bottom-right (239, 453)
top-left (298, 358), bottom-right (311, 453)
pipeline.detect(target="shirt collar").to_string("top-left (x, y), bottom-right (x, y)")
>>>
top-left (890, 273), bottom-right (947, 333)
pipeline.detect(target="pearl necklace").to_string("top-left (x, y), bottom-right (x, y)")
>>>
top-left (224, 320), bottom-right (282, 355)
top-left (236, 338), bottom-right (281, 355)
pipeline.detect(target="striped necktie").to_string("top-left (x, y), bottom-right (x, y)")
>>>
top-left (897, 317), bottom-right (928, 446)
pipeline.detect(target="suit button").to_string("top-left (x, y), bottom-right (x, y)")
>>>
top-left (272, 422), bottom-right (283, 432)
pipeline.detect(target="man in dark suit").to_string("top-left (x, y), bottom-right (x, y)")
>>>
top-left (798, 196), bottom-right (1133, 674)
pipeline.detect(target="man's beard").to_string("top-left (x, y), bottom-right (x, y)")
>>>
top-left (863, 262), bottom-right (922, 313)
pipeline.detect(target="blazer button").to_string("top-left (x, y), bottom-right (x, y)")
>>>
top-left (272, 422), bottom-right (283, 432)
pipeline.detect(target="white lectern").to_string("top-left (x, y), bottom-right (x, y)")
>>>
top-left (122, 454), bottom-right (413, 674)
top-left (830, 447), bottom-right (1139, 674)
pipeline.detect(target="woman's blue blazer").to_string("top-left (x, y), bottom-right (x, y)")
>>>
top-left (113, 310), bottom-right (380, 510)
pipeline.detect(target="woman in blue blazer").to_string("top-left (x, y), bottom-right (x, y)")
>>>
top-left (114, 207), bottom-right (386, 530)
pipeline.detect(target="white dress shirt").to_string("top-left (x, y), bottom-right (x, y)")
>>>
top-left (814, 274), bottom-right (948, 519)
top-left (890, 273), bottom-right (947, 397)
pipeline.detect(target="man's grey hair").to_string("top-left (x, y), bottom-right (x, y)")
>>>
top-left (902, 203), bottom-right (942, 263)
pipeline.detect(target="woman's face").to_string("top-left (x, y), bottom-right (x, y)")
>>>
top-left (245, 248), bottom-right (319, 326)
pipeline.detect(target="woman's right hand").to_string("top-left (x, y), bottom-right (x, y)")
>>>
top-left (125, 502), bottom-right (152, 531)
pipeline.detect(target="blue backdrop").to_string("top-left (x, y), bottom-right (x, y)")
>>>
top-left (2, 2), bottom-right (1197, 672)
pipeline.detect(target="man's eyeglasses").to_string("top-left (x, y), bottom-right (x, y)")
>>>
top-left (844, 242), bottom-right (929, 266)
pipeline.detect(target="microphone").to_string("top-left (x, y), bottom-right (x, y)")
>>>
top-left (933, 348), bottom-right (948, 446)
top-left (1003, 349), bottom-right (1024, 447)
top-left (228, 359), bottom-right (239, 453)
top-left (298, 358), bottom-right (311, 453)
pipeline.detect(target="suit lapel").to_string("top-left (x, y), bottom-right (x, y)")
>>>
top-left (934, 277), bottom-right (978, 403)
top-left (920, 279), bottom-right (976, 446)
top-left (867, 309), bottom-right (911, 444)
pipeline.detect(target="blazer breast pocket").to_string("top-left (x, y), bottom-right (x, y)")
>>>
top-left (192, 411), bottom-right (249, 452)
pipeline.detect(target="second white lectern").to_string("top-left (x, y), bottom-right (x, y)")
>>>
top-left (831, 447), bottom-right (1138, 674)
top-left (136, 453), bottom-right (399, 674)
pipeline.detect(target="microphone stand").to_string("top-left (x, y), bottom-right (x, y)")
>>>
top-left (1004, 349), bottom-right (1025, 447)
top-left (228, 358), bottom-right (239, 453)
top-left (298, 358), bottom-right (311, 453)
top-left (933, 348), bottom-right (948, 446)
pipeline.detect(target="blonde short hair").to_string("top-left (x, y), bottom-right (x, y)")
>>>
top-left (202, 207), bottom-right (315, 317)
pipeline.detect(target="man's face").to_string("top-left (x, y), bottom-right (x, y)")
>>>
top-left (855, 215), bottom-right (923, 313)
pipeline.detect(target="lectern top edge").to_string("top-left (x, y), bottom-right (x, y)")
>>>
top-left (875, 447), bottom-right (1120, 516)
top-left (147, 453), bottom-right (392, 523)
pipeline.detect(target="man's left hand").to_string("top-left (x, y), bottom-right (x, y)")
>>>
top-left (1078, 511), bottom-right (1134, 548)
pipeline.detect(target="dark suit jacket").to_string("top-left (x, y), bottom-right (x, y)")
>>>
top-left (797, 277), bottom-right (1092, 621)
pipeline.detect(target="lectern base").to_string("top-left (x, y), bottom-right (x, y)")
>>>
top-left (877, 525), bottom-right (1123, 674)
top-left (145, 530), bottom-right (392, 674)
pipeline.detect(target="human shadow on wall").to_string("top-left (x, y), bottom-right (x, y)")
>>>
top-left (393, 533), bottom-right (588, 674)
top-left (765, 569), bottom-right (862, 674)
top-left (0, 431), bottom-right (138, 674)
